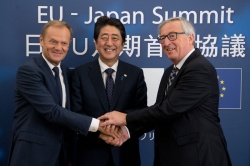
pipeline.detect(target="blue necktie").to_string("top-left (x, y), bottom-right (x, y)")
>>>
top-left (166, 67), bottom-right (179, 93)
top-left (105, 68), bottom-right (115, 106)
top-left (53, 67), bottom-right (62, 106)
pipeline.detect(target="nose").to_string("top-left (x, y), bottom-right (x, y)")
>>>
top-left (54, 43), bottom-right (64, 50)
top-left (105, 38), bottom-right (114, 45)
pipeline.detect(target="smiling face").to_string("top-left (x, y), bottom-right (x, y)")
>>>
top-left (94, 25), bottom-right (124, 67)
top-left (40, 26), bottom-right (71, 66)
top-left (159, 20), bottom-right (194, 65)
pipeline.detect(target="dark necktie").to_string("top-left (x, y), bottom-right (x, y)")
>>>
top-left (166, 67), bottom-right (179, 92)
top-left (52, 67), bottom-right (62, 106)
top-left (105, 68), bottom-right (115, 106)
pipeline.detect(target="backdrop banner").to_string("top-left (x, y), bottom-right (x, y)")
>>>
top-left (0, 0), bottom-right (249, 165)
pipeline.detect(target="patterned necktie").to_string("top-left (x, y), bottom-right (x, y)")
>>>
top-left (52, 67), bottom-right (62, 106)
top-left (105, 68), bottom-right (115, 106)
top-left (166, 67), bottom-right (179, 92)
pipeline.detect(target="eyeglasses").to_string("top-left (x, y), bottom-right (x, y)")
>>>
top-left (157, 32), bottom-right (185, 44)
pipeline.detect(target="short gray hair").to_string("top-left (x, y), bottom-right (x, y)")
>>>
top-left (158, 17), bottom-right (196, 45)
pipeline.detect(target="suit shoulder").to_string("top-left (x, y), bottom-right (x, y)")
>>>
top-left (73, 60), bottom-right (98, 76)
top-left (18, 57), bottom-right (39, 71)
top-left (119, 60), bottom-right (142, 71)
top-left (186, 49), bottom-right (216, 70)
top-left (195, 55), bottom-right (216, 69)
top-left (74, 60), bottom-right (96, 70)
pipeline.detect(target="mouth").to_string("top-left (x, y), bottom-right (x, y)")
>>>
top-left (166, 48), bottom-right (175, 51)
top-left (104, 48), bottom-right (115, 52)
top-left (52, 50), bottom-right (63, 54)
top-left (53, 52), bottom-right (62, 55)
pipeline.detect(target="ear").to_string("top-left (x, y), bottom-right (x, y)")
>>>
top-left (94, 40), bottom-right (97, 49)
top-left (40, 35), bottom-right (44, 47)
top-left (121, 41), bottom-right (125, 49)
top-left (188, 34), bottom-right (194, 45)
top-left (122, 41), bottom-right (125, 47)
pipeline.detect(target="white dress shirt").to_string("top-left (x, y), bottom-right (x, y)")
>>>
top-left (42, 54), bottom-right (99, 132)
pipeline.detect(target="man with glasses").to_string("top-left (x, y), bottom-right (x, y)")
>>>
top-left (99, 17), bottom-right (232, 166)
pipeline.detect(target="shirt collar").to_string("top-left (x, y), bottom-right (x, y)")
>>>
top-left (175, 48), bottom-right (195, 70)
top-left (42, 53), bottom-right (61, 70)
top-left (98, 57), bottom-right (119, 73)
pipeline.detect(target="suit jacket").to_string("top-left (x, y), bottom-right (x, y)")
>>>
top-left (127, 48), bottom-right (232, 166)
top-left (9, 55), bottom-right (92, 166)
top-left (71, 59), bottom-right (147, 166)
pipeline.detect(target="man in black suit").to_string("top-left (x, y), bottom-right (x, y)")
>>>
top-left (99, 17), bottom-right (232, 166)
top-left (71, 16), bottom-right (147, 166)
top-left (8, 20), bottom-right (118, 166)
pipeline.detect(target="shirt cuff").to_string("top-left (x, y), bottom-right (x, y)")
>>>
top-left (88, 118), bottom-right (100, 132)
top-left (124, 126), bottom-right (131, 138)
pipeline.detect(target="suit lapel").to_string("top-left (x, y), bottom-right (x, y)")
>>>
top-left (156, 65), bottom-right (173, 102)
top-left (165, 49), bottom-right (199, 97)
top-left (36, 55), bottom-right (54, 80)
top-left (111, 61), bottom-right (127, 110)
top-left (36, 55), bottom-right (57, 88)
top-left (35, 55), bottom-right (60, 104)
top-left (182, 48), bottom-right (199, 67)
top-left (89, 60), bottom-right (110, 112)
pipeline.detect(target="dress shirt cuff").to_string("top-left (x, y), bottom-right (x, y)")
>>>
top-left (88, 118), bottom-right (100, 132)
top-left (124, 126), bottom-right (131, 138)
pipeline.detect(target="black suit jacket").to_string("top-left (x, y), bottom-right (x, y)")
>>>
top-left (9, 55), bottom-right (92, 166)
top-left (71, 59), bottom-right (147, 166)
top-left (127, 48), bottom-right (232, 166)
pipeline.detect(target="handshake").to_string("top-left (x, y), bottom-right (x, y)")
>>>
top-left (97, 111), bottom-right (128, 146)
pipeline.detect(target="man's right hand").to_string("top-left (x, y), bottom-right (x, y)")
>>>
top-left (98, 122), bottom-right (129, 146)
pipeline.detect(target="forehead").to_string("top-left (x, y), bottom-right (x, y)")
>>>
top-left (44, 26), bottom-right (71, 40)
top-left (99, 25), bottom-right (121, 36)
top-left (160, 21), bottom-right (182, 35)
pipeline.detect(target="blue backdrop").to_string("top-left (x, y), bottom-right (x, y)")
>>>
top-left (0, 0), bottom-right (249, 165)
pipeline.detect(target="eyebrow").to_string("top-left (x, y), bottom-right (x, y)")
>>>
top-left (160, 32), bottom-right (175, 35)
top-left (101, 33), bottom-right (120, 37)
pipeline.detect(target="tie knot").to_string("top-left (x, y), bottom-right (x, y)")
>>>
top-left (173, 67), bottom-right (179, 72)
top-left (53, 67), bottom-right (59, 77)
top-left (105, 68), bottom-right (114, 76)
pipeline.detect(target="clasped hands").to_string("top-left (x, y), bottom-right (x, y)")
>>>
top-left (97, 111), bottom-right (128, 146)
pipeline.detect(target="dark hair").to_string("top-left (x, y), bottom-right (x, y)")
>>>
top-left (41, 20), bottom-right (73, 39)
top-left (94, 16), bottom-right (126, 43)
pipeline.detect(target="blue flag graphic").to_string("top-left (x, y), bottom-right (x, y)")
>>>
top-left (216, 68), bottom-right (242, 109)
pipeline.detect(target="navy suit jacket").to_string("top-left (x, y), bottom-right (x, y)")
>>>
top-left (9, 55), bottom-right (92, 166)
top-left (71, 59), bottom-right (147, 166)
top-left (127, 49), bottom-right (232, 166)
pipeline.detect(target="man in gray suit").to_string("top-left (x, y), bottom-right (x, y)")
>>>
top-left (8, 20), bottom-right (118, 166)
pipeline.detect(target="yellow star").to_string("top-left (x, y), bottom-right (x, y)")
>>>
top-left (222, 87), bottom-right (226, 91)
top-left (220, 93), bottom-right (224, 98)
top-left (220, 80), bottom-right (224, 84)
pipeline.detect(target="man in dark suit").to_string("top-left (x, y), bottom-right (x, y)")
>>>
top-left (8, 20), bottom-right (118, 166)
top-left (71, 16), bottom-right (147, 166)
top-left (99, 17), bottom-right (232, 166)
